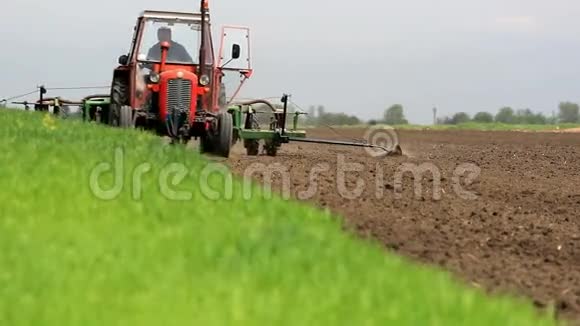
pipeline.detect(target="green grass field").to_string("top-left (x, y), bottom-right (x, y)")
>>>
top-left (0, 110), bottom-right (559, 325)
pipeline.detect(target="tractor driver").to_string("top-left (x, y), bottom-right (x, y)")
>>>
top-left (147, 27), bottom-right (194, 63)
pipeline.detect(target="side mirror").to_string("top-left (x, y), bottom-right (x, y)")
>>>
top-left (118, 55), bottom-right (129, 65)
top-left (231, 44), bottom-right (241, 60)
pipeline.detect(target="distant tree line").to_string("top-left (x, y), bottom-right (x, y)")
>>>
top-left (304, 105), bottom-right (361, 126)
top-left (299, 101), bottom-right (580, 126)
top-left (437, 102), bottom-right (580, 125)
top-left (303, 104), bottom-right (411, 127)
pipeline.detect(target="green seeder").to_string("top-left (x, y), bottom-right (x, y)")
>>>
top-left (80, 95), bottom-right (111, 123)
top-left (227, 95), bottom-right (401, 157)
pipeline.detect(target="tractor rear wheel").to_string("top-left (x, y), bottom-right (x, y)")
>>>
top-left (215, 112), bottom-right (233, 158)
top-left (109, 79), bottom-right (128, 127)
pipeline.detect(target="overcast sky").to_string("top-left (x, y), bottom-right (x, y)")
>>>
top-left (1, 0), bottom-right (580, 123)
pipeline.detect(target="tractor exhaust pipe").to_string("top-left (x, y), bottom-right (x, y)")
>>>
top-left (199, 0), bottom-right (209, 83)
top-left (160, 42), bottom-right (170, 72)
top-left (197, 0), bottom-right (209, 114)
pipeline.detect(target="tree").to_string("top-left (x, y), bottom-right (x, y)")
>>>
top-left (299, 104), bottom-right (362, 126)
top-left (558, 102), bottom-right (580, 123)
top-left (533, 113), bottom-right (548, 125)
top-left (495, 107), bottom-right (515, 124)
top-left (318, 112), bottom-right (360, 126)
top-left (451, 112), bottom-right (471, 125)
top-left (515, 109), bottom-right (547, 125)
top-left (473, 112), bottom-right (494, 123)
top-left (383, 104), bottom-right (408, 125)
top-left (515, 109), bottom-right (532, 124)
top-left (547, 112), bottom-right (558, 125)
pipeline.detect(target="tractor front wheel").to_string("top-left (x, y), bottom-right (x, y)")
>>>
top-left (215, 112), bottom-right (233, 158)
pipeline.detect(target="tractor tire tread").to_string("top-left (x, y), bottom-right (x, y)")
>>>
top-left (216, 112), bottom-right (233, 158)
top-left (109, 78), bottom-right (128, 127)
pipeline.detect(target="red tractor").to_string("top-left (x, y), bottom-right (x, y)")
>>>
top-left (108, 1), bottom-right (252, 157)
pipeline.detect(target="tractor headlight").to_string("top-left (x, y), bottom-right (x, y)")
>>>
top-left (149, 72), bottom-right (160, 84)
top-left (199, 74), bottom-right (210, 86)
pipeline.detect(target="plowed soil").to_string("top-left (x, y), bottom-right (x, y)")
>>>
top-left (227, 128), bottom-right (580, 321)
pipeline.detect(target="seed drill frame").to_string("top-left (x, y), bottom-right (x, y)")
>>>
top-left (228, 94), bottom-right (401, 157)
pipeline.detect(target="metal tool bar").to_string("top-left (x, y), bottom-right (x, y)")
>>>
top-left (287, 137), bottom-right (395, 155)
